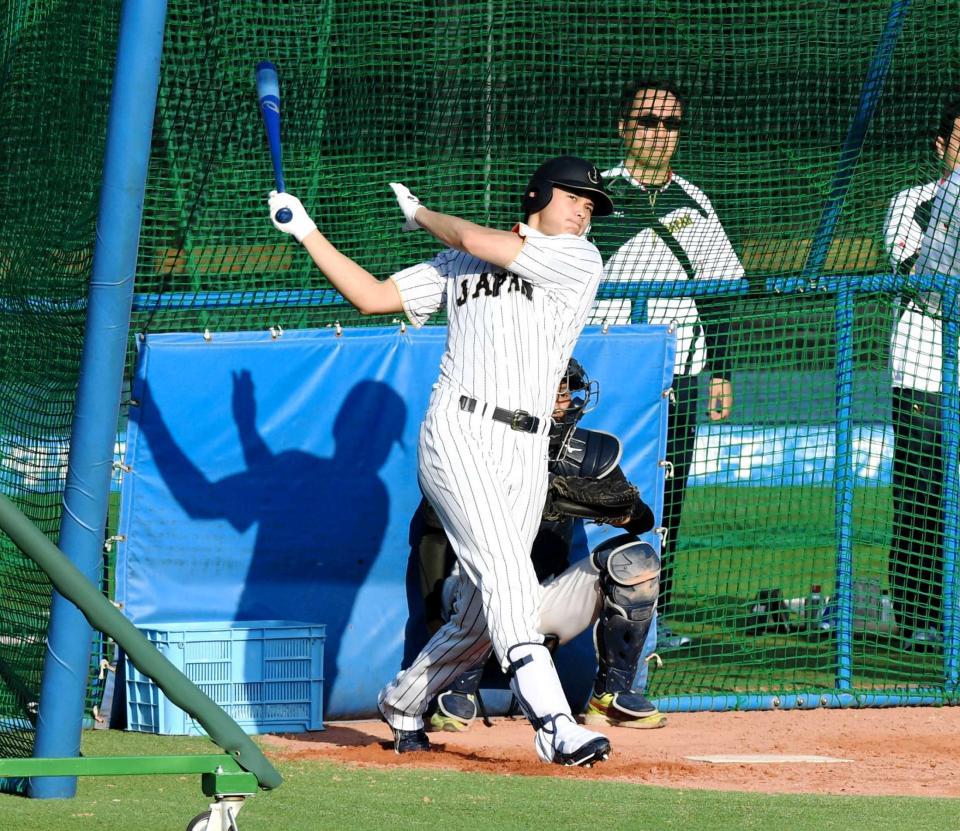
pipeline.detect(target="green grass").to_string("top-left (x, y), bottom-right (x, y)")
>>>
top-left (645, 485), bottom-right (947, 698)
top-left (0, 730), bottom-right (956, 831)
top-left (675, 485), bottom-right (894, 598)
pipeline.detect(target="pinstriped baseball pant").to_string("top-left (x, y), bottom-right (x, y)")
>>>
top-left (379, 385), bottom-right (549, 731)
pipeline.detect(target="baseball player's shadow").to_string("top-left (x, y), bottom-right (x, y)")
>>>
top-left (135, 372), bottom-right (403, 714)
top-left (399, 507), bottom-right (438, 669)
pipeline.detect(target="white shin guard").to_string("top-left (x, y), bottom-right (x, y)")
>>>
top-left (507, 642), bottom-right (611, 766)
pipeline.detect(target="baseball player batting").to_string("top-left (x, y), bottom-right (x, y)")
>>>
top-left (418, 357), bottom-right (665, 733)
top-left (267, 156), bottom-right (616, 766)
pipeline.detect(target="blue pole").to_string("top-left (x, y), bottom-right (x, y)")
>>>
top-left (802, 0), bottom-right (912, 280)
top-left (653, 689), bottom-right (954, 712)
top-left (833, 285), bottom-right (855, 691)
top-left (940, 296), bottom-right (959, 688)
top-left (30, 0), bottom-right (168, 799)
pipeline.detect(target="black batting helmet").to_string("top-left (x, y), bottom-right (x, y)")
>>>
top-left (521, 156), bottom-right (614, 219)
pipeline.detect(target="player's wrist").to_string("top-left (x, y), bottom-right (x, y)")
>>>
top-left (409, 204), bottom-right (431, 231)
top-left (291, 215), bottom-right (318, 243)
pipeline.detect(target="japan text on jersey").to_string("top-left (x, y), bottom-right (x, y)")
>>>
top-left (454, 270), bottom-right (533, 305)
top-left (389, 225), bottom-right (603, 417)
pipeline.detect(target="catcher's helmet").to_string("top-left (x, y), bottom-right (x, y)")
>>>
top-left (565, 357), bottom-right (589, 394)
top-left (521, 156), bottom-right (614, 219)
top-left (561, 357), bottom-right (598, 416)
top-left (550, 357), bottom-right (600, 459)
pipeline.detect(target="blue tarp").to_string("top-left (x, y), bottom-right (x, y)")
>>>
top-left (118, 325), bottom-right (675, 719)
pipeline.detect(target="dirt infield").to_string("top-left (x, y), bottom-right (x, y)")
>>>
top-left (261, 708), bottom-right (960, 798)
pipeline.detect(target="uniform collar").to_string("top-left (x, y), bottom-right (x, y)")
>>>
top-left (512, 222), bottom-right (589, 239)
top-left (513, 222), bottom-right (545, 237)
top-left (605, 162), bottom-right (672, 188)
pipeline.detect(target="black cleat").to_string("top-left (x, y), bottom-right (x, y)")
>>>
top-left (535, 715), bottom-right (612, 767)
top-left (584, 691), bottom-right (667, 729)
top-left (391, 727), bottom-right (431, 754)
top-left (429, 690), bottom-right (478, 732)
top-left (558, 735), bottom-right (611, 767)
top-left (379, 701), bottom-right (431, 754)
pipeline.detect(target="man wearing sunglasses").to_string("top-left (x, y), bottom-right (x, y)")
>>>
top-left (590, 80), bottom-right (745, 653)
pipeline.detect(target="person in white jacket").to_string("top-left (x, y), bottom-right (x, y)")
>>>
top-left (881, 89), bottom-right (960, 649)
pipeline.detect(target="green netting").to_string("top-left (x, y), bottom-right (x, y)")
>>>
top-left (3, 0), bottom-right (960, 772)
top-left (132, 0), bottom-right (960, 707)
top-left (0, 0), bottom-right (119, 783)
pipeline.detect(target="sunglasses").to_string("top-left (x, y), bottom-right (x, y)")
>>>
top-left (630, 114), bottom-right (682, 132)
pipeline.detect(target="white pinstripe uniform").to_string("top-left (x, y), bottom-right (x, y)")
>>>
top-left (378, 225), bottom-right (603, 732)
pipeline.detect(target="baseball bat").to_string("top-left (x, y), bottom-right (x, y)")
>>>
top-left (255, 60), bottom-right (292, 224)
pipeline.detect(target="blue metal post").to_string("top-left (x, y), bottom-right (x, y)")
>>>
top-left (802, 0), bottom-right (912, 280)
top-left (833, 285), bottom-right (855, 691)
top-left (30, 0), bottom-right (168, 799)
top-left (940, 296), bottom-right (959, 688)
top-left (654, 689), bottom-right (951, 712)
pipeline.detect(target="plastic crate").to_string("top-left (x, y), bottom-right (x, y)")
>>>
top-left (125, 620), bottom-right (325, 736)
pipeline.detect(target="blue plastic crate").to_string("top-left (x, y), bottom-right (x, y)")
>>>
top-left (125, 620), bottom-right (325, 736)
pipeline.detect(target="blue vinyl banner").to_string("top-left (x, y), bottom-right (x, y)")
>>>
top-left (118, 325), bottom-right (674, 719)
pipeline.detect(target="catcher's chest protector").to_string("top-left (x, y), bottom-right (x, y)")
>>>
top-left (551, 428), bottom-right (622, 479)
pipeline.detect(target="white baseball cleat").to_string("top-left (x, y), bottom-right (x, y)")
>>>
top-left (535, 714), bottom-right (611, 767)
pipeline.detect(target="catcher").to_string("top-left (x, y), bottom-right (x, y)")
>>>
top-left (414, 358), bottom-right (665, 732)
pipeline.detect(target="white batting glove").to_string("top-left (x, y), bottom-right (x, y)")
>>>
top-left (389, 182), bottom-right (424, 231)
top-left (268, 190), bottom-right (317, 243)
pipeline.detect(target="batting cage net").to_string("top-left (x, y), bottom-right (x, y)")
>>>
top-left (0, 2), bottom-right (121, 787)
top-left (2, 0), bottom-right (960, 772)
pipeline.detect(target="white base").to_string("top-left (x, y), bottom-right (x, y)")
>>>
top-left (687, 754), bottom-right (852, 764)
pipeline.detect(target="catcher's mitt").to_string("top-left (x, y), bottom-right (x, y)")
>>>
top-left (543, 475), bottom-right (639, 524)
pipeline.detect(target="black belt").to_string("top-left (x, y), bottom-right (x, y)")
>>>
top-left (459, 395), bottom-right (540, 434)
